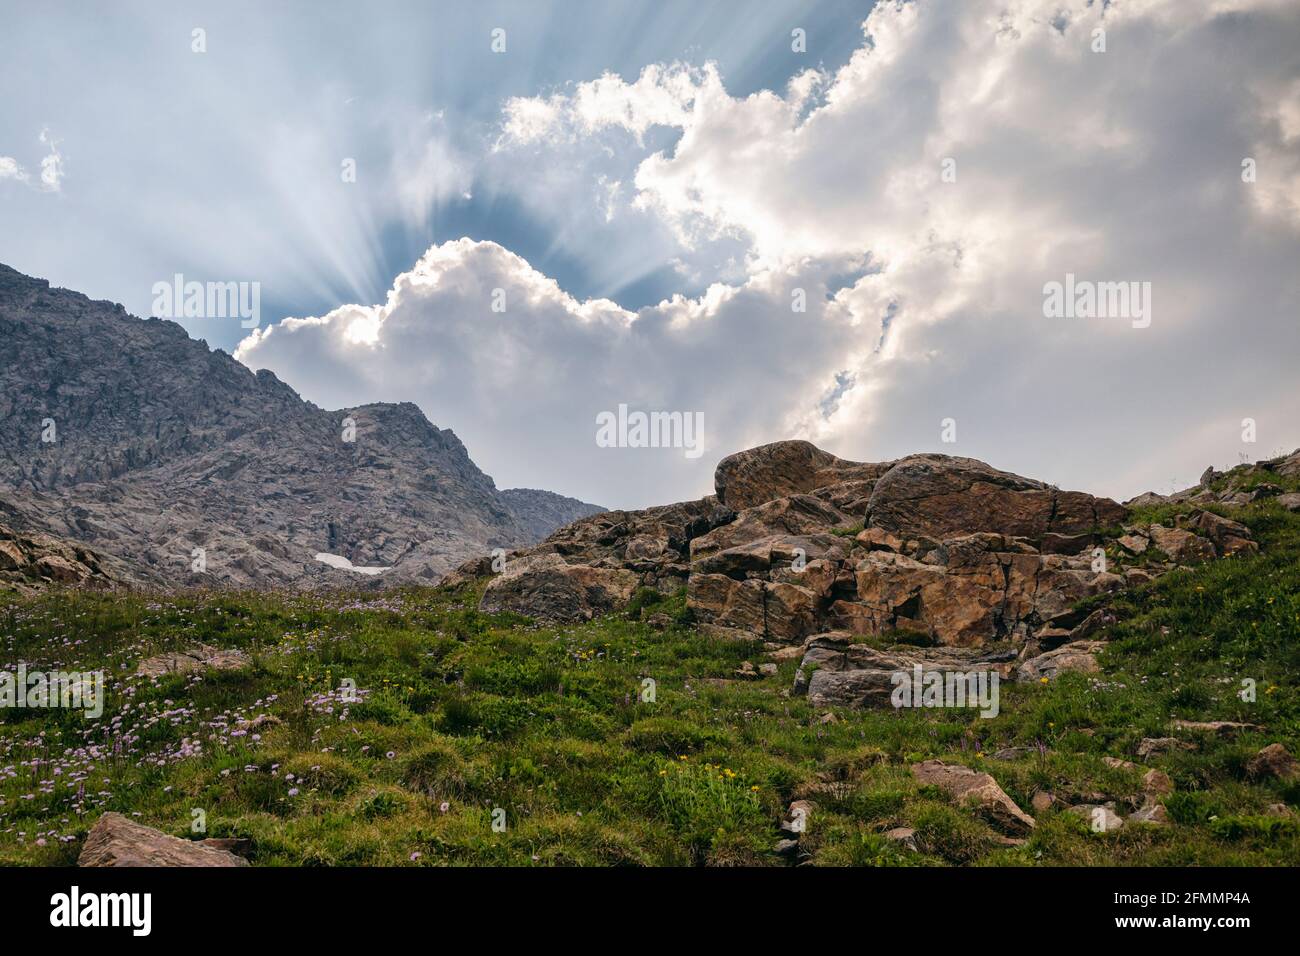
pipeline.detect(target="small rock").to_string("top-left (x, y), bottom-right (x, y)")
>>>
top-left (1128, 802), bottom-right (1170, 826)
top-left (781, 800), bottom-right (815, 836)
top-left (1069, 804), bottom-right (1124, 833)
top-left (991, 746), bottom-right (1031, 761)
top-left (1147, 525), bottom-right (1216, 564)
top-left (1246, 743), bottom-right (1297, 781)
top-left (911, 760), bottom-right (1035, 835)
top-left (1137, 737), bottom-right (1196, 759)
top-left (137, 644), bottom-right (250, 679)
top-left (1017, 641), bottom-right (1103, 682)
top-left (1117, 534), bottom-right (1149, 555)
top-left (1031, 791), bottom-right (1056, 813)
top-left (884, 826), bottom-right (918, 851)
top-left (1142, 769), bottom-right (1174, 796)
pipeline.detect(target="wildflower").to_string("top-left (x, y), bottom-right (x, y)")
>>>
top-left (410, 852), bottom-right (421, 862)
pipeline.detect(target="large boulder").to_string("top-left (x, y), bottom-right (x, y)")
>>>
top-left (479, 554), bottom-right (641, 622)
top-left (79, 813), bottom-right (250, 867)
top-left (689, 494), bottom-right (854, 562)
top-left (795, 636), bottom-right (1015, 708)
top-left (687, 573), bottom-right (766, 637)
top-left (1016, 641), bottom-right (1104, 682)
top-left (827, 535), bottom-right (1120, 646)
top-left (713, 440), bottom-right (888, 511)
top-left (865, 455), bottom-right (1127, 544)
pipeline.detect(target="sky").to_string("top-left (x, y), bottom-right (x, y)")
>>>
top-left (2, 0), bottom-right (1299, 510)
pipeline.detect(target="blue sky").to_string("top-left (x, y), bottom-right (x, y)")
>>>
top-left (0, 0), bottom-right (871, 345)
top-left (3, 1), bottom-right (1299, 509)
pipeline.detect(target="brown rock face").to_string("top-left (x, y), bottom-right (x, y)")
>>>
top-left (479, 555), bottom-right (641, 623)
top-left (911, 760), bottom-right (1036, 835)
top-left (689, 495), bottom-right (854, 561)
top-left (713, 440), bottom-right (888, 511)
top-left (78, 813), bottom-right (250, 867)
top-left (454, 495), bottom-right (734, 620)
top-left (866, 455), bottom-right (1127, 544)
top-left (0, 520), bottom-right (127, 594)
top-left (448, 441), bottom-right (1248, 658)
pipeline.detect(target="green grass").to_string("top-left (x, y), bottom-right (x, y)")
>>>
top-left (2, 501), bottom-right (1298, 866)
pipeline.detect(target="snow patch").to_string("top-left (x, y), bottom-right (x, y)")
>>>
top-left (315, 552), bottom-right (389, 576)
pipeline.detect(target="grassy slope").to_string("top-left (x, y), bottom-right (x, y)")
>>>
top-left (2, 502), bottom-right (1298, 867)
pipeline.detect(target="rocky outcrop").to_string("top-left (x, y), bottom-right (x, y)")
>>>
top-left (0, 520), bottom-right (130, 594)
top-left (0, 262), bottom-right (601, 590)
top-left (452, 494), bottom-right (746, 621)
top-left (865, 455), bottom-right (1127, 544)
top-left (451, 440), bottom-right (1260, 698)
top-left (78, 812), bottom-right (250, 867)
top-left (713, 440), bottom-right (888, 511)
top-left (1127, 447), bottom-right (1300, 509)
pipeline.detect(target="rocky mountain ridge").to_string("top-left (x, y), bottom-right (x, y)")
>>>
top-left (0, 263), bottom-right (603, 589)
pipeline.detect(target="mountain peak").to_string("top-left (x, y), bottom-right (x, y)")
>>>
top-left (0, 264), bottom-right (604, 588)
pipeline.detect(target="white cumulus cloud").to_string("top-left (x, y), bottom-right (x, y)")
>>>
top-left (240, 0), bottom-right (1300, 508)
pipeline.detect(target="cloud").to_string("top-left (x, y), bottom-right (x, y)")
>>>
top-left (37, 128), bottom-right (64, 191)
top-left (236, 238), bottom-right (872, 508)
top-left (241, 0), bottom-right (1300, 508)
top-left (0, 129), bottom-right (64, 192)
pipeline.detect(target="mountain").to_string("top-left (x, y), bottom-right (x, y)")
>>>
top-left (0, 263), bottom-right (603, 589)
